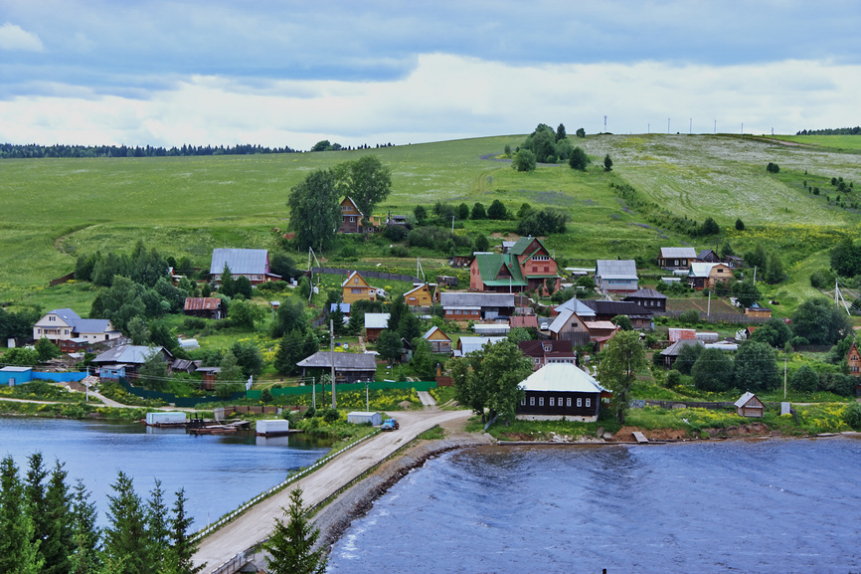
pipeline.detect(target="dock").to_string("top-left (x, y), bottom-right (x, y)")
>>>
top-left (190, 421), bottom-right (251, 435)
top-left (632, 431), bottom-right (649, 444)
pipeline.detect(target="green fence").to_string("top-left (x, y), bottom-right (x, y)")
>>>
top-left (117, 378), bottom-right (245, 408)
top-left (245, 380), bottom-right (437, 400)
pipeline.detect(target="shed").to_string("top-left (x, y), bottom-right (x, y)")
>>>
top-left (422, 326), bottom-right (452, 353)
top-left (256, 419), bottom-right (291, 436)
top-left (734, 392), bottom-right (765, 418)
top-left (145, 412), bottom-right (187, 426)
top-left (695, 332), bottom-right (720, 343)
top-left (364, 313), bottom-right (391, 342)
top-left (347, 411), bottom-right (383, 426)
top-left (0, 366), bottom-right (33, 386)
top-left (660, 339), bottom-right (704, 368)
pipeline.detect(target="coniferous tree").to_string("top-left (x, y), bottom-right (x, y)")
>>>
top-left (146, 480), bottom-right (170, 573)
top-left (25, 452), bottom-right (51, 569)
top-left (102, 471), bottom-right (148, 574)
top-left (274, 330), bottom-right (302, 376)
top-left (220, 264), bottom-right (235, 297)
top-left (69, 479), bottom-right (101, 574)
top-left (42, 460), bottom-right (74, 574)
top-left (0, 456), bottom-right (43, 574)
top-left (398, 312), bottom-right (421, 343)
top-left (387, 297), bottom-right (407, 337)
top-left (166, 489), bottom-right (204, 574)
top-left (263, 489), bottom-right (327, 574)
top-left (302, 329), bottom-right (320, 359)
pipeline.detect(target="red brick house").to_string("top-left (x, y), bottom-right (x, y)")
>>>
top-left (469, 237), bottom-right (559, 293)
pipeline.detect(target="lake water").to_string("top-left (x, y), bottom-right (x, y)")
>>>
top-left (0, 416), bottom-right (331, 531)
top-left (329, 438), bottom-right (861, 574)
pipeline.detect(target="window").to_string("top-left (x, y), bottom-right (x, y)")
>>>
top-left (534, 358), bottom-right (540, 365)
top-left (521, 398), bottom-right (526, 406)
top-left (543, 344), bottom-right (551, 352)
top-left (549, 398), bottom-right (554, 406)
top-left (354, 278), bottom-right (359, 284)
top-left (350, 216), bottom-right (355, 222)
top-left (544, 266), bottom-right (550, 273)
top-left (534, 255), bottom-right (549, 261)
top-left (352, 288), bottom-right (361, 294)
top-left (674, 259), bottom-right (679, 266)
top-left (529, 397), bottom-right (535, 406)
top-left (576, 398), bottom-right (582, 407)
top-left (539, 397), bottom-right (544, 406)
top-left (586, 398), bottom-right (591, 407)
top-left (49, 316), bottom-right (56, 322)
top-left (566, 398), bottom-right (572, 407)
top-left (558, 397), bottom-right (563, 406)
top-left (37, 329), bottom-right (41, 334)
top-left (64, 329), bottom-right (69, 335)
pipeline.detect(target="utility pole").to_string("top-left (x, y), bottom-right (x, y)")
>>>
top-left (707, 290), bottom-right (711, 320)
top-left (312, 376), bottom-right (316, 410)
top-left (330, 319), bottom-right (336, 409)
top-left (690, 118), bottom-right (692, 134)
top-left (667, 118), bottom-right (670, 134)
top-left (753, 266), bottom-right (757, 285)
top-left (784, 359), bottom-right (788, 399)
top-left (365, 381), bottom-right (370, 412)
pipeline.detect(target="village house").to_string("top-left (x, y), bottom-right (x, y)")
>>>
top-left (659, 339), bottom-right (704, 368)
top-left (623, 288), bottom-right (668, 313)
top-left (595, 260), bottom-right (638, 294)
top-left (296, 351), bottom-right (377, 384)
top-left (403, 283), bottom-right (436, 307)
top-left (32, 308), bottom-right (121, 346)
top-left (582, 299), bottom-right (654, 330)
top-left (518, 340), bottom-right (576, 370)
top-left (453, 336), bottom-right (506, 357)
top-left (0, 366), bottom-right (33, 387)
top-left (516, 363), bottom-right (607, 422)
top-left (440, 292), bottom-right (514, 322)
top-left (341, 271), bottom-right (378, 305)
top-left (658, 247), bottom-right (697, 271)
top-left (735, 392), bottom-right (765, 418)
top-left (209, 248), bottom-right (280, 285)
top-left (696, 249), bottom-right (721, 263)
top-left (422, 326), bottom-right (452, 353)
top-left (363, 313), bottom-right (390, 342)
top-left (183, 298), bottom-right (227, 320)
top-left (92, 345), bottom-right (173, 381)
top-left (384, 212), bottom-right (412, 230)
top-left (668, 328), bottom-right (697, 342)
top-left (847, 342), bottom-right (860, 377)
top-left (548, 299), bottom-right (596, 346)
top-left (744, 302), bottom-right (772, 318)
top-left (468, 237), bottom-right (560, 293)
top-left (338, 197), bottom-right (366, 234)
top-left (196, 366), bottom-right (221, 391)
top-left (688, 262), bottom-right (732, 291)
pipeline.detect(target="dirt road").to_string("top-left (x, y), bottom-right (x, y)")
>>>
top-left (193, 408), bottom-right (472, 573)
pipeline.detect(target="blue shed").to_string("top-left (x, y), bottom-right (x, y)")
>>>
top-left (0, 367), bottom-right (33, 387)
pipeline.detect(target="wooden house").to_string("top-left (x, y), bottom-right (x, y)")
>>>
top-left (296, 351), bottom-right (377, 384)
top-left (437, 275), bottom-right (458, 287)
top-left (196, 367), bottom-right (220, 391)
top-left (659, 339), bottom-right (704, 368)
top-left (92, 345), bottom-right (173, 381)
top-left (440, 292), bottom-right (514, 322)
top-left (744, 303), bottom-right (772, 318)
top-left (422, 326), bottom-right (452, 353)
top-left (516, 363), bottom-right (607, 422)
top-left (341, 271), bottom-right (377, 305)
top-left (734, 392), bottom-right (765, 418)
top-left (404, 283), bottom-right (434, 307)
top-left (658, 247), bottom-right (697, 271)
top-left (363, 313), bottom-right (390, 342)
top-left (209, 248), bottom-right (280, 285)
top-left (548, 300), bottom-right (596, 346)
top-left (184, 298), bottom-right (227, 319)
top-left (696, 249), bottom-right (721, 263)
top-left (595, 260), bottom-right (638, 294)
top-left (469, 237), bottom-right (559, 293)
top-left (518, 340), bottom-right (576, 370)
top-left (623, 288), bottom-right (667, 313)
top-left (582, 300), bottom-right (654, 330)
top-left (688, 262), bottom-right (732, 291)
top-left (60, 337), bottom-right (90, 354)
top-left (338, 197), bottom-right (364, 234)
top-left (847, 342), bottom-right (861, 377)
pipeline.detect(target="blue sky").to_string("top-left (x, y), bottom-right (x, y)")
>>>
top-left (1, 0), bottom-right (859, 148)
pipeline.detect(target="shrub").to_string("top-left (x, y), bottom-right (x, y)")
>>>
top-left (735, 218), bottom-right (745, 231)
top-left (810, 268), bottom-right (835, 289)
top-left (665, 370), bottom-right (682, 389)
top-left (304, 406), bottom-right (317, 418)
top-left (512, 149), bottom-right (537, 172)
top-left (339, 244), bottom-right (358, 258)
top-left (182, 317), bottom-right (206, 332)
top-left (692, 348), bottom-right (734, 392)
top-left (790, 365), bottom-right (819, 393)
top-left (390, 245), bottom-right (410, 257)
top-left (383, 225), bottom-right (408, 242)
top-left (766, 162), bottom-right (780, 173)
top-left (261, 388), bottom-right (274, 403)
top-left (679, 310), bottom-right (699, 326)
top-left (323, 407), bottom-right (340, 423)
top-left (843, 402), bottom-right (861, 430)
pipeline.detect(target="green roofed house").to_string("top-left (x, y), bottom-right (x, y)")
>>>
top-left (468, 236), bottom-right (559, 294)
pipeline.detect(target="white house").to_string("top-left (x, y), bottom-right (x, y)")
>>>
top-left (595, 260), bottom-right (638, 294)
top-left (32, 309), bottom-right (121, 345)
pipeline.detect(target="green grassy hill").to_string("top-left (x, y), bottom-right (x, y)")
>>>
top-left (2, 133), bottom-right (860, 315)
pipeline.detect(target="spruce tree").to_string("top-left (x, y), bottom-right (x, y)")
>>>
top-left (146, 480), bottom-right (170, 572)
top-left (25, 452), bottom-right (50, 569)
top-left (43, 460), bottom-right (74, 574)
top-left (69, 479), bottom-right (101, 574)
top-left (0, 455), bottom-right (43, 574)
top-left (220, 264), bottom-right (235, 297)
top-left (264, 488), bottom-right (327, 574)
top-left (167, 489), bottom-right (204, 574)
top-left (102, 471), bottom-right (148, 574)
top-left (274, 330), bottom-right (301, 376)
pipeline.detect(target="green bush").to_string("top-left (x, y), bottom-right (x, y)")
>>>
top-left (842, 401), bottom-right (861, 430)
top-left (790, 365), bottom-right (818, 393)
top-left (323, 407), bottom-right (340, 422)
top-left (679, 310), bottom-right (699, 325)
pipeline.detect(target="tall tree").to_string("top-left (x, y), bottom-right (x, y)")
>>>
top-left (69, 479), bottom-right (101, 574)
top-left (596, 330), bottom-right (646, 424)
top-left (792, 298), bottom-right (852, 345)
top-left (219, 264), bottom-right (235, 297)
top-left (471, 202), bottom-right (487, 220)
top-left (733, 340), bottom-right (779, 392)
top-left (288, 168), bottom-right (341, 251)
top-left (102, 471), bottom-right (148, 574)
top-left (146, 480), bottom-right (170, 574)
top-left (487, 199), bottom-right (508, 220)
top-left (24, 452), bottom-right (50, 569)
top-left (691, 348), bottom-right (734, 392)
top-left (0, 456), bottom-right (42, 574)
top-left (274, 330), bottom-right (302, 376)
top-left (167, 489), bottom-right (204, 574)
top-left (568, 147), bottom-right (589, 171)
top-left (376, 329), bottom-right (403, 364)
top-left (263, 488), bottom-right (327, 574)
top-left (555, 123), bottom-right (567, 142)
top-left (42, 460), bottom-right (74, 574)
top-left (409, 339), bottom-right (436, 380)
top-left (217, 350), bottom-right (244, 398)
top-left (603, 154), bottom-right (613, 172)
top-left (334, 155), bottom-right (392, 237)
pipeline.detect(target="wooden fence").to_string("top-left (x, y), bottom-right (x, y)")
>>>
top-left (48, 272), bottom-right (75, 287)
top-left (662, 310), bottom-right (769, 325)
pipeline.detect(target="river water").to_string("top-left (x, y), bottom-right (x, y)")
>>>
top-left (329, 438), bottom-right (861, 574)
top-left (0, 416), bottom-right (331, 531)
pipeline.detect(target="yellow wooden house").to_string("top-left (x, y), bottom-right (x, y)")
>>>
top-left (342, 271), bottom-right (377, 304)
top-left (422, 326), bottom-right (452, 353)
top-left (403, 283), bottom-right (436, 307)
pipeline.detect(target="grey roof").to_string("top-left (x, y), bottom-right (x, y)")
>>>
top-left (93, 345), bottom-right (171, 365)
top-left (0, 366), bottom-right (32, 372)
top-left (595, 260), bottom-right (638, 280)
top-left (44, 309), bottom-right (113, 334)
top-left (734, 391), bottom-right (761, 408)
top-left (297, 351), bottom-right (377, 371)
top-left (624, 288), bottom-right (667, 300)
top-left (548, 308), bottom-right (575, 334)
top-left (688, 262), bottom-right (717, 278)
top-left (660, 247), bottom-right (697, 259)
top-left (457, 337), bottom-right (507, 355)
top-left (519, 363), bottom-right (606, 393)
top-left (364, 313), bottom-right (390, 330)
top-left (209, 248), bottom-right (270, 275)
top-left (440, 292), bottom-right (515, 308)
top-left (330, 303), bottom-right (351, 314)
top-left (47, 308), bottom-right (80, 322)
top-left (660, 339), bottom-right (704, 357)
top-left (555, 297), bottom-right (596, 317)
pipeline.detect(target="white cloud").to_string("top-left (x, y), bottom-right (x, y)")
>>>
top-left (0, 23), bottom-right (44, 52)
top-left (0, 55), bottom-right (859, 149)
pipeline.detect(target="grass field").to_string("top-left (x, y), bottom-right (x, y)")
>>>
top-left (762, 134), bottom-right (861, 152)
top-left (2, 133), bottom-right (861, 313)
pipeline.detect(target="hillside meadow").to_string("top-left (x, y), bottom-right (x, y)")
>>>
top-left (2, 133), bottom-right (860, 316)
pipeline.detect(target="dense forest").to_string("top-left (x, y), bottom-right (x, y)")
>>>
top-left (0, 142), bottom-right (297, 159)
top-left (795, 127), bottom-right (861, 136)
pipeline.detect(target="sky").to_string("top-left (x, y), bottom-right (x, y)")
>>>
top-left (1, 0), bottom-right (859, 150)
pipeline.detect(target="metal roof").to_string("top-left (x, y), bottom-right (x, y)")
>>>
top-left (457, 337), bottom-right (507, 355)
top-left (660, 339), bottom-right (704, 357)
top-left (473, 324), bottom-right (510, 335)
top-left (583, 300), bottom-right (652, 317)
top-left (688, 262), bottom-right (717, 278)
top-left (364, 313), bottom-right (390, 330)
top-left (471, 253), bottom-right (527, 287)
top-left (441, 292), bottom-right (515, 308)
top-left (329, 303), bottom-right (351, 314)
top-left (184, 298), bottom-right (223, 311)
top-left (548, 308), bottom-right (575, 334)
top-left (209, 248), bottom-right (270, 275)
top-left (660, 247), bottom-right (697, 259)
top-left (734, 392), bottom-right (760, 408)
top-left (509, 236), bottom-right (548, 256)
top-left (93, 345), bottom-right (170, 364)
top-left (73, 319), bottom-right (117, 334)
top-left (519, 363), bottom-right (606, 393)
top-left (624, 288), bottom-right (667, 300)
top-left (595, 260), bottom-right (638, 280)
top-left (46, 308), bottom-right (80, 322)
top-left (554, 297), bottom-right (596, 317)
top-left (0, 366), bottom-right (32, 372)
top-left (510, 315), bottom-right (539, 329)
top-left (296, 351), bottom-right (377, 371)
top-left (422, 326), bottom-right (451, 341)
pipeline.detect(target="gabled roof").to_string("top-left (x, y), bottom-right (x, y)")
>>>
top-left (341, 271), bottom-right (371, 288)
top-left (184, 298), bottom-right (224, 311)
top-left (440, 293), bottom-right (515, 308)
top-left (510, 237), bottom-right (548, 257)
top-left (624, 288), bottom-right (667, 300)
top-left (519, 340), bottom-right (573, 356)
top-left (595, 260), bottom-right (637, 280)
top-left (555, 297), bottom-right (596, 317)
top-left (296, 351), bottom-right (377, 371)
top-left (697, 249), bottom-right (720, 261)
top-left (41, 309), bottom-right (113, 334)
top-left (548, 308), bottom-right (576, 334)
top-left (340, 196), bottom-right (363, 216)
top-left (734, 391), bottom-right (761, 408)
top-left (364, 313), bottom-right (390, 330)
top-left (404, 284), bottom-right (429, 297)
top-left (660, 339), bottom-right (704, 357)
top-left (519, 363), bottom-right (606, 394)
top-left (93, 345), bottom-right (171, 365)
top-left (668, 328), bottom-right (697, 342)
top-left (510, 315), bottom-right (539, 329)
top-left (329, 303), bottom-right (351, 314)
top-left (210, 248), bottom-right (270, 275)
top-left (660, 247), bottom-right (697, 259)
top-left (422, 326), bottom-right (451, 341)
top-left (689, 262), bottom-right (717, 278)
top-left (46, 308), bottom-right (81, 323)
top-left (584, 321), bottom-right (618, 331)
top-left (471, 253), bottom-right (527, 287)
top-left (457, 337), bottom-right (506, 355)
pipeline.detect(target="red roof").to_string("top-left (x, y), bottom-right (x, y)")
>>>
top-left (510, 315), bottom-right (539, 329)
top-left (184, 298), bottom-right (222, 311)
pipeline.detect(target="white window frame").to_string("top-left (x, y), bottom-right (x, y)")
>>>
top-left (549, 397), bottom-right (554, 406)
top-left (529, 397), bottom-right (535, 406)
top-left (539, 397), bottom-right (544, 406)
top-left (586, 398), bottom-right (591, 407)
top-left (566, 398), bottom-right (572, 407)
top-left (576, 398), bottom-right (582, 407)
